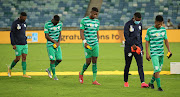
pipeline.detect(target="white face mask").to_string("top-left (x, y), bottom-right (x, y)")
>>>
top-left (134, 20), bottom-right (140, 25)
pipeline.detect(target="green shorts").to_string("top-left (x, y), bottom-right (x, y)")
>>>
top-left (15, 44), bottom-right (28, 56)
top-left (83, 43), bottom-right (99, 59)
top-left (151, 55), bottom-right (164, 73)
top-left (47, 46), bottom-right (62, 60)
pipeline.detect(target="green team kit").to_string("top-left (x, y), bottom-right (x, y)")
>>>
top-left (80, 16), bottom-right (100, 58)
top-left (15, 44), bottom-right (28, 56)
top-left (44, 21), bottom-right (62, 60)
top-left (145, 26), bottom-right (167, 73)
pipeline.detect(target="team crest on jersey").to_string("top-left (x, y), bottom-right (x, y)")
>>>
top-left (139, 26), bottom-right (141, 30)
top-left (129, 25), bottom-right (134, 32)
top-left (17, 24), bottom-right (21, 30)
top-left (161, 32), bottom-right (165, 36)
top-left (58, 26), bottom-right (60, 30)
top-left (128, 53), bottom-right (132, 57)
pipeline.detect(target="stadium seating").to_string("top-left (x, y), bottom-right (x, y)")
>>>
top-left (0, 0), bottom-right (179, 28)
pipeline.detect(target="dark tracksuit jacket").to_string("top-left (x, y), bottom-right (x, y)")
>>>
top-left (123, 19), bottom-right (145, 83)
top-left (10, 18), bottom-right (27, 45)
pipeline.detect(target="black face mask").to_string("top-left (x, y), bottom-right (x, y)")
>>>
top-left (19, 19), bottom-right (25, 23)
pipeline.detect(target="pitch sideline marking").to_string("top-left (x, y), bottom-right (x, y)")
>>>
top-left (0, 71), bottom-right (170, 76)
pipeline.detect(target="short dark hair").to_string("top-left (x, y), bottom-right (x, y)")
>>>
top-left (155, 15), bottom-right (164, 22)
top-left (134, 12), bottom-right (141, 18)
top-left (92, 7), bottom-right (98, 12)
top-left (54, 15), bottom-right (60, 21)
top-left (20, 12), bottom-right (27, 16)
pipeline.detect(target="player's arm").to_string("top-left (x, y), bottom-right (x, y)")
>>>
top-left (57, 31), bottom-right (61, 46)
top-left (97, 31), bottom-right (99, 42)
top-left (97, 21), bottom-right (100, 42)
top-left (80, 29), bottom-right (88, 48)
top-left (44, 24), bottom-right (58, 46)
top-left (140, 24), bottom-right (144, 54)
top-left (145, 41), bottom-right (151, 61)
top-left (165, 39), bottom-right (171, 53)
top-left (145, 29), bottom-right (151, 61)
top-left (124, 23), bottom-right (136, 50)
top-left (10, 22), bottom-right (17, 50)
top-left (80, 19), bottom-right (88, 48)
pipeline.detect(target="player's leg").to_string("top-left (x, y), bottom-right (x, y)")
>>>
top-left (92, 57), bottom-right (100, 85)
top-left (156, 56), bottom-right (164, 91)
top-left (22, 54), bottom-right (31, 78)
top-left (47, 46), bottom-right (62, 71)
top-left (134, 52), bottom-right (148, 88)
top-left (149, 73), bottom-right (155, 89)
top-left (8, 56), bottom-right (20, 77)
top-left (54, 46), bottom-right (62, 67)
top-left (79, 58), bottom-right (91, 84)
top-left (21, 44), bottom-right (31, 78)
top-left (151, 56), bottom-right (163, 91)
top-left (79, 45), bottom-right (92, 84)
top-left (46, 46), bottom-right (57, 80)
top-left (8, 45), bottom-right (22, 77)
top-left (91, 44), bottom-right (100, 85)
top-left (80, 46), bottom-right (92, 75)
top-left (124, 48), bottom-right (133, 87)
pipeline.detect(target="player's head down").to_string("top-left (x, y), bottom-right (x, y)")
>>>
top-left (155, 15), bottom-right (164, 29)
top-left (90, 7), bottom-right (99, 19)
top-left (19, 12), bottom-right (27, 23)
top-left (52, 15), bottom-right (60, 25)
top-left (133, 12), bottom-right (141, 24)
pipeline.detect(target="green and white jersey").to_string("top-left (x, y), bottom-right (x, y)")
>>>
top-left (145, 26), bottom-right (168, 56)
top-left (80, 16), bottom-right (100, 46)
top-left (44, 21), bottom-right (62, 47)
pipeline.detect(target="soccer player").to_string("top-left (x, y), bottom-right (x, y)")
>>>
top-left (44, 15), bottom-right (62, 80)
top-left (79, 7), bottom-right (100, 85)
top-left (123, 12), bottom-right (149, 88)
top-left (8, 12), bottom-right (31, 78)
top-left (145, 15), bottom-right (172, 91)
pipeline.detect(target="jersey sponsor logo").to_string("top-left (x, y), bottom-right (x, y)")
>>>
top-left (17, 24), bottom-right (21, 30)
top-left (129, 25), bottom-right (134, 32)
top-left (53, 27), bottom-right (56, 30)
top-left (86, 23), bottom-right (98, 28)
top-left (139, 26), bottom-right (141, 30)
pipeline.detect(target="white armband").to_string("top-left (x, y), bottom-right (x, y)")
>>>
top-left (83, 40), bottom-right (87, 44)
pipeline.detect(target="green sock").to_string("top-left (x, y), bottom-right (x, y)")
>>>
top-left (155, 78), bottom-right (161, 88)
top-left (10, 60), bottom-right (17, 69)
top-left (92, 63), bottom-right (97, 82)
top-left (80, 63), bottom-right (89, 75)
top-left (50, 63), bottom-right (56, 78)
top-left (22, 61), bottom-right (26, 75)
top-left (48, 61), bottom-right (60, 71)
top-left (150, 76), bottom-right (155, 84)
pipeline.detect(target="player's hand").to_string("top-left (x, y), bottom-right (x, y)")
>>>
top-left (146, 54), bottom-right (151, 61)
top-left (13, 45), bottom-right (16, 50)
top-left (57, 42), bottom-right (60, 47)
top-left (132, 44), bottom-right (137, 50)
top-left (142, 50), bottom-right (144, 55)
top-left (167, 51), bottom-right (172, 59)
top-left (84, 43), bottom-right (88, 49)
